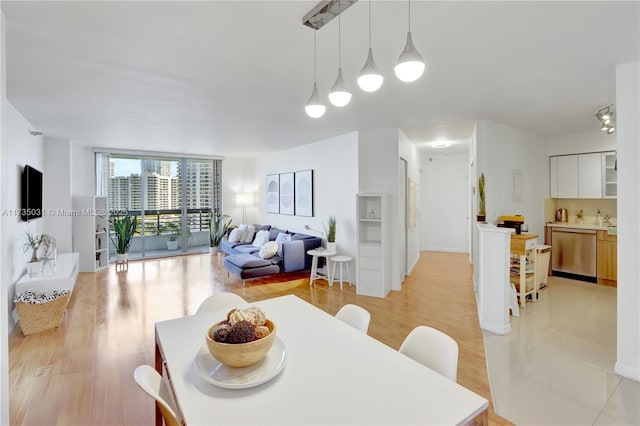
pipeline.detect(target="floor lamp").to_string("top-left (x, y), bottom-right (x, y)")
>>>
top-left (236, 193), bottom-right (254, 224)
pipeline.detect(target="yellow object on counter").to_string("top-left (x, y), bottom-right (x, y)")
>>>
top-left (499, 215), bottom-right (524, 223)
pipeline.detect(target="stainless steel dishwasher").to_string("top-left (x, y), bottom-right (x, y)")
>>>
top-left (551, 228), bottom-right (597, 281)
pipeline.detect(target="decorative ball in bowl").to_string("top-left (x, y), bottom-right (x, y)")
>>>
top-left (206, 307), bottom-right (276, 368)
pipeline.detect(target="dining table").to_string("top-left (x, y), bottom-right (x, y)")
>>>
top-left (154, 294), bottom-right (489, 425)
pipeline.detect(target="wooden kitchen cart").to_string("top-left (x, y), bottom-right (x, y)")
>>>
top-left (510, 233), bottom-right (538, 308)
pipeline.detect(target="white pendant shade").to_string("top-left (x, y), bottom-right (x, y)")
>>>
top-left (395, 31), bottom-right (425, 83)
top-left (305, 82), bottom-right (326, 118)
top-left (357, 48), bottom-right (384, 92)
top-left (329, 67), bottom-right (352, 107)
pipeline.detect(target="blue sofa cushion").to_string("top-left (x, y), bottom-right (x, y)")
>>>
top-left (254, 224), bottom-right (271, 232)
top-left (269, 228), bottom-right (288, 240)
top-left (225, 254), bottom-right (271, 269)
top-left (235, 245), bottom-right (260, 255)
top-left (291, 233), bottom-right (314, 240)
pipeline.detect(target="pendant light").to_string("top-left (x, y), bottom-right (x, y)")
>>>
top-left (395, 0), bottom-right (425, 83)
top-left (328, 2), bottom-right (352, 107)
top-left (357, 0), bottom-right (384, 92)
top-left (305, 31), bottom-right (326, 118)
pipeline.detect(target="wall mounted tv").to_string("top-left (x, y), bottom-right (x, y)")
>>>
top-left (21, 165), bottom-right (43, 221)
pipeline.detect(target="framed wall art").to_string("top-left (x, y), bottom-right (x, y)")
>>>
top-left (266, 174), bottom-right (280, 214)
top-left (279, 172), bottom-right (295, 215)
top-left (294, 170), bottom-right (314, 217)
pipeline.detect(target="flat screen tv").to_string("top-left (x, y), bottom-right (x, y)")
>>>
top-left (21, 165), bottom-right (43, 222)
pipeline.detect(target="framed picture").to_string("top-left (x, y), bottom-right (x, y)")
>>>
top-left (279, 172), bottom-right (295, 215)
top-left (294, 170), bottom-right (314, 217)
top-left (266, 174), bottom-right (279, 214)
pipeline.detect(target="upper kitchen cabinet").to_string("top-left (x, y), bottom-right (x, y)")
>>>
top-left (602, 151), bottom-right (617, 198)
top-left (578, 153), bottom-right (602, 198)
top-left (556, 155), bottom-right (579, 198)
top-left (550, 152), bottom-right (615, 199)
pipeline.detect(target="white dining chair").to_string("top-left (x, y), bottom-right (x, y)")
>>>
top-left (133, 365), bottom-right (183, 426)
top-left (399, 326), bottom-right (459, 382)
top-left (196, 292), bottom-right (247, 314)
top-left (335, 304), bottom-right (371, 334)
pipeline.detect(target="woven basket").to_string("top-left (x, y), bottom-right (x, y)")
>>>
top-left (16, 293), bottom-right (70, 336)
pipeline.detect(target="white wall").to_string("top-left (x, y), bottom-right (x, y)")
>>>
top-left (398, 130), bottom-right (421, 274)
top-left (615, 61), bottom-right (639, 382)
top-left (43, 138), bottom-right (73, 252)
top-left (222, 156), bottom-right (258, 226)
top-left (2, 103), bottom-right (45, 328)
top-left (421, 151), bottom-right (469, 253)
top-left (475, 120), bottom-right (548, 238)
top-left (0, 12), bottom-right (8, 424)
top-left (70, 143), bottom-right (94, 197)
top-left (254, 132), bottom-right (359, 278)
top-left (547, 131), bottom-right (616, 156)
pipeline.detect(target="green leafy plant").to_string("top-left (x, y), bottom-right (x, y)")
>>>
top-left (22, 231), bottom-right (46, 263)
top-left (478, 173), bottom-right (486, 217)
top-left (327, 216), bottom-right (336, 243)
top-left (108, 214), bottom-right (138, 254)
top-left (209, 212), bottom-right (232, 248)
top-left (160, 222), bottom-right (192, 242)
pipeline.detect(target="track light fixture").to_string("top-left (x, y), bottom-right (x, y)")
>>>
top-left (596, 105), bottom-right (615, 135)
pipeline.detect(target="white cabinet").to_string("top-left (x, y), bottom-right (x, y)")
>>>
top-left (602, 151), bottom-right (617, 198)
top-left (72, 196), bottom-right (109, 272)
top-left (356, 193), bottom-right (391, 298)
top-left (549, 156), bottom-right (558, 198)
top-left (16, 253), bottom-right (79, 295)
top-left (556, 155), bottom-right (579, 198)
top-left (578, 153), bottom-right (603, 198)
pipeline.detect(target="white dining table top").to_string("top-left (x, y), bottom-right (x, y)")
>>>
top-left (155, 294), bottom-right (488, 425)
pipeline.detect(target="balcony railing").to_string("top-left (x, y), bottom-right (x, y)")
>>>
top-left (118, 208), bottom-right (212, 236)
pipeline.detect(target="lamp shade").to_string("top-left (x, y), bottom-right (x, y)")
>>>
top-left (328, 67), bottom-right (352, 107)
top-left (357, 48), bottom-right (384, 92)
top-left (305, 83), bottom-right (326, 118)
top-left (394, 31), bottom-right (425, 83)
top-left (235, 193), bottom-right (254, 206)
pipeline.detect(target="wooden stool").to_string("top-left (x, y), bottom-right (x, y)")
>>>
top-left (330, 255), bottom-right (352, 290)
top-left (115, 258), bottom-right (128, 271)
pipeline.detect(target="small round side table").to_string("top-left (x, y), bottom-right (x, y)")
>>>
top-left (330, 255), bottom-right (352, 290)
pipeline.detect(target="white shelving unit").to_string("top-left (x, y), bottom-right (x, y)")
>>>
top-left (356, 193), bottom-right (391, 298)
top-left (72, 196), bottom-right (109, 272)
top-left (602, 151), bottom-right (617, 198)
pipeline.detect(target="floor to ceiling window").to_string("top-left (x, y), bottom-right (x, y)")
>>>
top-left (96, 152), bottom-right (222, 260)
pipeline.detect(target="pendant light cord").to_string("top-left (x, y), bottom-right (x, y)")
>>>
top-left (368, 0), bottom-right (372, 48)
top-left (314, 31), bottom-right (317, 82)
top-left (408, 0), bottom-right (411, 32)
top-left (338, 1), bottom-right (342, 67)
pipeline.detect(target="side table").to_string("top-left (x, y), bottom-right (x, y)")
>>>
top-left (307, 248), bottom-right (337, 286)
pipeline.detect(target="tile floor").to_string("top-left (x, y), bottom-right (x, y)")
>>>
top-left (483, 276), bottom-right (640, 425)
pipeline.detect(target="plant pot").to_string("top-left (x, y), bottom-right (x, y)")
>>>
top-left (326, 242), bottom-right (337, 253)
top-left (25, 261), bottom-right (43, 276)
top-left (477, 215), bottom-right (486, 222)
top-left (210, 246), bottom-right (218, 255)
top-left (116, 253), bottom-right (128, 262)
top-left (167, 240), bottom-right (178, 250)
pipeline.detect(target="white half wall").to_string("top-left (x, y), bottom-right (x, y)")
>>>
top-left (254, 132), bottom-right (359, 279)
top-left (615, 61), bottom-right (640, 382)
top-left (421, 151), bottom-right (469, 253)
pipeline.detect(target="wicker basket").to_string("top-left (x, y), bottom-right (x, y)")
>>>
top-left (16, 293), bottom-right (70, 336)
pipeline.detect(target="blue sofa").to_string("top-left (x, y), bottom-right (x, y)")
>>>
top-left (221, 225), bottom-right (322, 281)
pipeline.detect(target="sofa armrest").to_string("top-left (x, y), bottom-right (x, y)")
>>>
top-left (282, 237), bottom-right (322, 272)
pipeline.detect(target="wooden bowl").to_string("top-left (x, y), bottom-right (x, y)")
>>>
top-left (206, 320), bottom-right (276, 368)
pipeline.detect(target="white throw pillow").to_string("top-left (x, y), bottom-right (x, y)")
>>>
top-left (228, 228), bottom-right (243, 243)
top-left (237, 224), bottom-right (248, 241)
top-left (252, 230), bottom-right (270, 248)
top-left (259, 241), bottom-right (278, 259)
top-left (243, 225), bottom-right (256, 243)
top-left (275, 232), bottom-right (291, 257)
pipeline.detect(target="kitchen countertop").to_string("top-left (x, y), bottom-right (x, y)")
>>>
top-left (547, 222), bottom-right (617, 235)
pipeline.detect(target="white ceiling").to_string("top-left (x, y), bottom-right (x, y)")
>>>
top-left (3, 1), bottom-right (638, 156)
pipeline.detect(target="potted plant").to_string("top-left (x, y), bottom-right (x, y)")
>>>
top-left (209, 212), bottom-right (232, 254)
top-left (22, 231), bottom-right (46, 275)
top-left (108, 214), bottom-right (138, 261)
top-left (477, 173), bottom-right (486, 222)
top-left (326, 216), bottom-right (337, 252)
top-left (161, 222), bottom-right (192, 250)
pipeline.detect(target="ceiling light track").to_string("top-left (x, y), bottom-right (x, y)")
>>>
top-left (596, 104), bottom-right (615, 134)
top-left (302, 0), bottom-right (359, 30)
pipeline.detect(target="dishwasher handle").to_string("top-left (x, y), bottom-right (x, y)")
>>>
top-left (551, 228), bottom-right (596, 235)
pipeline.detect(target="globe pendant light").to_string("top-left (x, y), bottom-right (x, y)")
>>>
top-left (395, 0), bottom-right (425, 83)
top-left (357, 0), bottom-right (383, 92)
top-left (305, 31), bottom-right (326, 118)
top-left (329, 2), bottom-right (352, 107)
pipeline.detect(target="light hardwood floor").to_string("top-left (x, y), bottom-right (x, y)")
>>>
top-left (9, 251), bottom-right (511, 425)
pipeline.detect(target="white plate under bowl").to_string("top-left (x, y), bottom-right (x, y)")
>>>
top-left (195, 337), bottom-right (286, 389)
